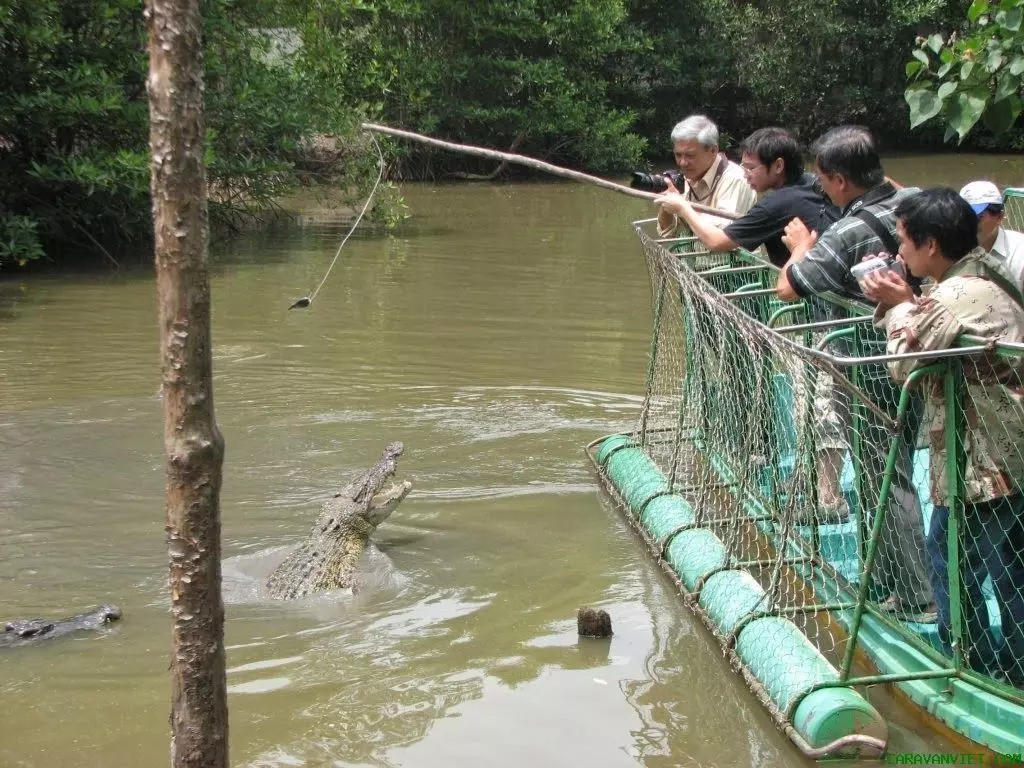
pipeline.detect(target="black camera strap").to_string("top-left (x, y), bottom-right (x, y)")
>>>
top-left (851, 207), bottom-right (899, 256)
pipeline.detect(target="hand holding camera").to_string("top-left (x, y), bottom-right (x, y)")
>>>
top-left (651, 176), bottom-right (688, 217)
top-left (855, 253), bottom-right (914, 309)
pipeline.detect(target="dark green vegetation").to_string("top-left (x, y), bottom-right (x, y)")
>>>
top-left (0, 0), bottom-right (1009, 267)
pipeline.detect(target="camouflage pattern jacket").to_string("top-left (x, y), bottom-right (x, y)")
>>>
top-left (876, 251), bottom-right (1024, 505)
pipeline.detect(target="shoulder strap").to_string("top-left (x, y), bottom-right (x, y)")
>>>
top-left (686, 153), bottom-right (730, 204)
top-left (851, 206), bottom-right (899, 255)
top-left (706, 153), bottom-right (730, 197)
top-left (947, 254), bottom-right (1024, 310)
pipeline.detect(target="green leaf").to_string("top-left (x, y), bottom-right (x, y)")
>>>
top-left (906, 87), bottom-right (944, 128)
top-left (982, 93), bottom-right (1022, 134)
top-left (962, 60), bottom-right (976, 81)
top-left (968, 0), bottom-right (990, 23)
top-left (938, 81), bottom-right (958, 99)
top-left (995, 71), bottom-right (1019, 101)
top-left (926, 33), bottom-right (944, 54)
top-left (937, 60), bottom-right (954, 78)
top-left (946, 87), bottom-right (989, 141)
top-left (913, 49), bottom-right (930, 68)
top-left (906, 60), bottom-right (922, 78)
top-left (1012, 56), bottom-right (1024, 75)
top-left (986, 49), bottom-right (1005, 72)
top-left (1002, 6), bottom-right (1022, 32)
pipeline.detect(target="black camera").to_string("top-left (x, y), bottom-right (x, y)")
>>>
top-left (630, 169), bottom-right (685, 194)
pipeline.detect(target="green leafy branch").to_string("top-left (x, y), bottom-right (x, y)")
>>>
top-left (905, 0), bottom-right (1024, 142)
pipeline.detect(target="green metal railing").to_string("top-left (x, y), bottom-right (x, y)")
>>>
top-left (626, 217), bottom-right (1024, 715)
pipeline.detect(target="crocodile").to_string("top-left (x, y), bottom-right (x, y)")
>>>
top-left (266, 441), bottom-right (412, 599)
top-left (1, 604), bottom-right (123, 648)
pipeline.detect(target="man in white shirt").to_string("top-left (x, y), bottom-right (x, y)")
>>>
top-left (656, 115), bottom-right (756, 235)
top-left (960, 180), bottom-right (1024, 288)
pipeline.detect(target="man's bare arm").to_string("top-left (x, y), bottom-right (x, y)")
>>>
top-left (775, 217), bottom-right (817, 301)
top-left (653, 188), bottom-right (738, 251)
top-left (675, 200), bottom-right (738, 251)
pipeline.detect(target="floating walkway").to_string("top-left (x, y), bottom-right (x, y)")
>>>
top-left (587, 218), bottom-right (1024, 759)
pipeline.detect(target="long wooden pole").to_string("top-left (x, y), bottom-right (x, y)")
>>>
top-left (360, 122), bottom-right (740, 221)
top-left (146, 0), bottom-right (229, 765)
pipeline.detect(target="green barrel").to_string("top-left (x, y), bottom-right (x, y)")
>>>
top-left (640, 494), bottom-right (696, 541)
top-left (665, 529), bottom-right (727, 590)
top-left (736, 617), bottom-right (887, 749)
top-left (604, 446), bottom-right (668, 514)
top-left (593, 433), bottom-right (887, 754)
top-left (793, 688), bottom-right (889, 750)
top-left (595, 434), bottom-right (633, 466)
top-left (699, 570), bottom-right (768, 634)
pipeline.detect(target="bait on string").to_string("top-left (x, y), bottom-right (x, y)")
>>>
top-left (288, 134), bottom-right (386, 310)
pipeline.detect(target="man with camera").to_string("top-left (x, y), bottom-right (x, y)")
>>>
top-left (646, 115), bottom-right (755, 236)
top-left (863, 188), bottom-right (1024, 684)
top-left (776, 125), bottom-right (935, 620)
top-left (652, 127), bottom-right (838, 267)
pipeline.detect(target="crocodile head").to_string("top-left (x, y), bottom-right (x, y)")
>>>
top-left (348, 441), bottom-right (410, 526)
top-left (96, 604), bottom-right (123, 623)
top-left (362, 479), bottom-right (413, 526)
top-left (324, 442), bottom-right (412, 535)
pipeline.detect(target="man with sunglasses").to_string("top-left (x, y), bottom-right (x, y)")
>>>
top-left (960, 181), bottom-right (1024, 288)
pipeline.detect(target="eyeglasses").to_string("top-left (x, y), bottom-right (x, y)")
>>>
top-left (740, 164), bottom-right (762, 173)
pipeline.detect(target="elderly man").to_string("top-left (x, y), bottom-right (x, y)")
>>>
top-left (864, 187), bottom-right (1024, 684)
top-left (655, 115), bottom-right (755, 236)
top-left (960, 180), bottom-right (1024, 288)
top-left (655, 126), bottom-right (837, 266)
top-left (777, 126), bottom-right (934, 619)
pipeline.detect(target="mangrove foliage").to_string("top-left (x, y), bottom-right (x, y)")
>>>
top-left (4, 0), bottom-right (1017, 267)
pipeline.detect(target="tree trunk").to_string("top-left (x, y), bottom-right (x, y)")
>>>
top-left (146, 0), bottom-right (229, 766)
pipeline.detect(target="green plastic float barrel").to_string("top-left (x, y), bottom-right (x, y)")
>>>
top-left (594, 434), bottom-right (888, 753)
top-left (699, 569), bottom-right (768, 634)
top-left (639, 494), bottom-right (696, 540)
top-left (601, 442), bottom-right (668, 514)
top-left (737, 617), bottom-right (888, 748)
top-left (664, 529), bottom-right (727, 590)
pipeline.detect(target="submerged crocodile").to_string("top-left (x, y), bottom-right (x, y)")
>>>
top-left (1, 604), bottom-right (123, 648)
top-left (266, 441), bottom-right (412, 599)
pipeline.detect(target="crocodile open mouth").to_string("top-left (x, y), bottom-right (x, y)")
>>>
top-left (365, 480), bottom-right (413, 524)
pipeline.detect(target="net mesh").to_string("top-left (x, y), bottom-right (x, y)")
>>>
top-left (612, 220), bottom-right (1024, 711)
top-left (1003, 187), bottom-right (1024, 233)
top-left (947, 352), bottom-right (1024, 686)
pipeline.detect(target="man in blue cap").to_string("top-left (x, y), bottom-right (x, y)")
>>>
top-left (960, 180), bottom-right (1024, 289)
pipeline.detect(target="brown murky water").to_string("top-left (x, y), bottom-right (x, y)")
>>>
top-left (0, 154), bottom-right (1009, 767)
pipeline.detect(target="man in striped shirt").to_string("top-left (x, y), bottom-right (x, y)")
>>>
top-left (775, 126), bottom-right (935, 619)
top-left (776, 127), bottom-right (919, 302)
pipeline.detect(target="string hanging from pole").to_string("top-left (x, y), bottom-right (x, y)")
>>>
top-left (289, 134), bottom-right (386, 310)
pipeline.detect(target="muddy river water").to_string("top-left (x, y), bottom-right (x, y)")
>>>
top-left (3, 154), bottom-right (1021, 766)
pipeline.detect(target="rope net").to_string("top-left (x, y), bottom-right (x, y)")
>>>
top-left (617, 221), bottom-right (1024, 710)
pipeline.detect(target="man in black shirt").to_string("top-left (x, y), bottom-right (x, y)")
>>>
top-left (653, 127), bottom-right (838, 266)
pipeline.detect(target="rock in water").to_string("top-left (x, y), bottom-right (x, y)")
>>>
top-left (577, 606), bottom-right (613, 638)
